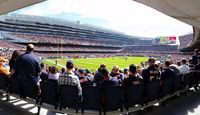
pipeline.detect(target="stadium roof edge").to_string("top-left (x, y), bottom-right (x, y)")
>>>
top-left (0, 0), bottom-right (45, 15)
top-left (133, 0), bottom-right (200, 51)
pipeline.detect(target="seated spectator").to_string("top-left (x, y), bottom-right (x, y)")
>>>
top-left (48, 66), bottom-right (60, 81)
top-left (123, 64), bottom-right (143, 88)
top-left (93, 64), bottom-right (106, 86)
top-left (98, 68), bottom-right (119, 88)
top-left (61, 68), bottom-right (66, 74)
top-left (195, 59), bottom-right (200, 71)
top-left (9, 50), bottom-right (21, 71)
top-left (40, 63), bottom-right (48, 81)
top-left (85, 69), bottom-right (94, 83)
top-left (188, 59), bottom-right (196, 71)
top-left (192, 48), bottom-right (200, 65)
top-left (110, 65), bottom-right (124, 85)
top-left (58, 60), bottom-right (82, 96)
top-left (169, 60), bottom-right (180, 76)
top-left (160, 60), bottom-right (175, 86)
top-left (179, 58), bottom-right (190, 74)
top-left (0, 57), bottom-right (10, 77)
top-left (78, 69), bottom-right (89, 85)
top-left (142, 57), bottom-right (160, 84)
top-left (123, 68), bottom-right (129, 79)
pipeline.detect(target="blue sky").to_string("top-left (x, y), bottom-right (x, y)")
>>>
top-left (13, 0), bottom-right (192, 37)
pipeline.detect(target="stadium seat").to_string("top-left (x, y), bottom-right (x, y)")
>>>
top-left (102, 86), bottom-right (124, 114)
top-left (82, 86), bottom-right (101, 114)
top-left (182, 73), bottom-right (193, 88)
top-left (59, 85), bottom-right (81, 113)
top-left (0, 75), bottom-right (8, 90)
top-left (8, 77), bottom-right (23, 97)
top-left (173, 74), bottom-right (183, 91)
top-left (160, 77), bottom-right (174, 97)
top-left (20, 79), bottom-right (40, 102)
top-left (39, 81), bottom-right (58, 109)
top-left (144, 80), bottom-right (160, 103)
top-left (125, 84), bottom-right (144, 110)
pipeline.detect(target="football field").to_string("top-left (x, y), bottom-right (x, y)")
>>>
top-left (43, 56), bottom-right (148, 72)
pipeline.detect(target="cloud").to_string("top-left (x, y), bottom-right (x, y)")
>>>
top-left (14, 0), bottom-right (192, 37)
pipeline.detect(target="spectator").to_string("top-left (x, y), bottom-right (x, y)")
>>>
top-left (48, 66), bottom-right (60, 81)
top-left (142, 57), bottom-right (160, 84)
top-left (179, 58), bottom-right (190, 74)
top-left (58, 60), bottom-right (82, 96)
top-left (160, 60), bottom-right (175, 86)
top-left (78, 69), bottom-right (89, 86)
top-left (10, 44), bottom-right (41, 85)
top-left (192, 48), bottom-right (200, 65)
top-left (9, 50), bottom-right (21, 71)
top-left (85, 69), bottom-right (94, 84)
top-left (40, 63), bottom-right (48, 81)
top-left (93, 64), bottom-right (106, 86)
top-left (123, 68), bottom-right (129, 79)
top-left (0, 57), bottom-right (10, 77)
top-left (169, 60), bottom-right (180, 76)
top-left (98, 68), bottom-right (119, 88)
top-left (110, 65), bottom-right (124, 85)
top-left (195, 59), bottom-right (200, 71)
top-left (188, 59), bottom-right (196, 71)
top-left (61, 68), bottom-right (66, 74)
top-left (123, 64), bottom-right (143, 87)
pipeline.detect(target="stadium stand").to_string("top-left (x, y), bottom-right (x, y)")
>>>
top-left (179, 33), bottom-right (193, 49)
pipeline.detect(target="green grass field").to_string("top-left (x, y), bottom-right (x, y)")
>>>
top-left (43, 56), bottom-right (148, 72)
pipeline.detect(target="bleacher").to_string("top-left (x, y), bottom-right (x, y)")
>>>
top-left (0, 72), bottom-right (199, 114)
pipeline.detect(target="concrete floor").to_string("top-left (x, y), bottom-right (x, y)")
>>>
top-left (0, 90), bottom-right (200, 115)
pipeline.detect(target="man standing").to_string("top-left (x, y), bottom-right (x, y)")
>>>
top-left (10, 44), bottom-right (41, 84)
top-left (58, 60), bottom-right (82, 96)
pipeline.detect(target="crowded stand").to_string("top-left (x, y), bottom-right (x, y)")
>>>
top-left (0, 44), bottom-right (200, 114)
top-left (179, 33), bottom-right (193, 49)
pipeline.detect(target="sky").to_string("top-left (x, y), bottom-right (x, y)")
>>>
top-left (13, 0), bottom-right (192, 38)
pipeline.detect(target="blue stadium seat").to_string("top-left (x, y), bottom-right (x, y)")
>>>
top-left (8, 77), bottom-right (23, 97)
top-left (144, 80), bottom-right (160, 103)
top-left (102, 86), bottom-right (124, 114)
top-left (161, 77), bottom-right (174, 97)
top-left (125, 84), bottom-right (144, 110)
top-left (0, 75), bottom-right (8, 90)
top-left (39, 81), bottom-right (58, 109)
top-left (59, 85), bottom-right (81, 113)
top-left (173, 74), bottom-right (183, 91)
top-left (82, 86), bottom-right (101, 114)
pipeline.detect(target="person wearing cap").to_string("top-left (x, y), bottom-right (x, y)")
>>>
top-left (0, 57), bottom-right (10, 77)
top-left (179, 58), bottom-right (190, 74)
top-left (58, 60), bottom-right (82, 96)
top-left (77, 69), bottom-right (89, 86)
top-left (123, 64), bottom-right (143, 88)
top-left (110, 65), bottom-right (124, 85)
top-left (192, 48), bottom-right (200, 65)
top-left (141, 57), bottom-right (160, 84)
top-left (10, 44), bottom-right (41, 84)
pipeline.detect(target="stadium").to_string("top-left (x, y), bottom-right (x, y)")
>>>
top-left (0, 0), bottom-right (199, 115)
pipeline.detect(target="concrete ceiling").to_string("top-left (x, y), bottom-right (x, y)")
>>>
top-left (133, 0), bottom-right (200, 29)
top-left (0, 0), bottom-right (45, 15)
top-left (133, 0), bottom-right (200, 51)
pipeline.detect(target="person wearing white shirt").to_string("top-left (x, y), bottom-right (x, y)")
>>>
top-left (179, 58), bottom-right (190, 74)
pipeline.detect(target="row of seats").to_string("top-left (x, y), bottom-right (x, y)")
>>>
top-left (0, 72), bottom-right (199, 115)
